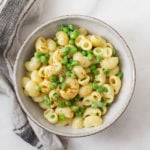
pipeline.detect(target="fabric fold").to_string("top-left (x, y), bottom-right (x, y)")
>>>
top-left (0, 0), bottom-right (66, 149)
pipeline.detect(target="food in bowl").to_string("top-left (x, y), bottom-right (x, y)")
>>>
top-left (21, 24), bottom-right (123, 129)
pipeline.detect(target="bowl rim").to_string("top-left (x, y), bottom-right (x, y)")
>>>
top-left (14, 15), bottom-right (136, 137)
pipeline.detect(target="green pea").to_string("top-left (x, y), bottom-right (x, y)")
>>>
top-left (112, 48), bottom-right (116, 56)
top-left (53, 37), bottom-right (57, 42)
top-left (71, 73), bottom-right (77, 79)
top-left (92, 83), bottom-right (98, 90)
top-left (58, 25), bottom-right (64, 31)
top-left (62, 58), bottom-right (68, 65)
top-left (56, 45), bottom-right (61, 50)
top-left (64, 55), bottom-right (68, 59)
top-left (61, 51), bottom-right (67, 56)
top-left (35, 85), bottom-right (41, 92)
top-left (61, 83), bottom-right (67, 90)
top-left (90, 75), bottom-right (94, 82)
top-left (65, 101), bottom-right (72, 106)
top-left (70, 30), bottom-right (80, 39)
top-left (117, 71), bottom-right (123, 78)
top-left (91, 102), bottom-right (97, 108)
top-left (40, 56), bottom-right (47, 64)
top-left (58, 114), bottom-right (66, 121)
top-left (63, 27), bottom-right (69, 33)
top-left (96, 56), bottom-right (102, 62)
top-left (103, 87), bottom-right (108, 93)
top-left (59, 76), bottom-right (64, 83)
top-left (69, 59), bottom-right (73, 63)
top-left (96, 86), bottom-right (104, 93)
top-left (58, 102), bottom-right (65, 108)
top-left (61, 47), bottom-right (70, 56)
top-left (62, 47), bottom-right (70, 53)
top-left (92, 69), bottom-right (99, 75)
top-left (90, 64), bottom-right (97, 70)
top-left (69, 39), bottom-right (75, 45)
top-left (70, 47), bottom-right (77, 54)
top-left (75, 111), bottom-right (83, 118)
top-left (82, 51), bottom-right (87, 56)
top-left (50, 76), bottom-right (57, 82)
top-left (88, 53), bottom-right (94, 60)
top-left (67, 31), bottom-right (72, 36)
top-left (74, 96), bottom-right (80, 102)
top-left (66, 64), bottom-right (73, 70)
top-left (50, 82), bottom-right (57, 89)
top-left (103, 69), bottom-right (110, 75)
top-left (72, 106), bottom-right (79, 112)
top-left (53, 93), bottom-right (59, 100)
top-left (45, 53), bottom-right (50, 59)
top-left (97, 101), bottom-right (107, 108)
top-left (44, 98), bottom-right (51, 105)
top-left (66, 71), bottom-right (71, 77)
top-left (80, 107), bottom-right (85, 113)
top-left (87, 50), bottom-right (93, 54)
top-left (68, 24), bottom-right (75, 31)
top-left (71, 60), bottom-right (78, 66)
top-left (65, 47), bottom-right (70, 52)
top-left (34, 52), bottom-right (42, 58)
top-left (50, 114), bottom-right (55, 119)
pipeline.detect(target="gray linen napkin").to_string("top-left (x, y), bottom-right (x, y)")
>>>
top-left (0, 0), bottom-right (66, 149)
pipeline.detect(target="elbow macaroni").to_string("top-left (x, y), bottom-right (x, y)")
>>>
top-left (22, 24), bottom-right (123, 129)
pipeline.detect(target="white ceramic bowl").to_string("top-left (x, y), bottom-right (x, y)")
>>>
top-left (14, 15), bottom-right (136, 137)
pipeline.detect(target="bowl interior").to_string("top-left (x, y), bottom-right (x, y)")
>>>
top-left (14, 15), bottom-right (135, 137)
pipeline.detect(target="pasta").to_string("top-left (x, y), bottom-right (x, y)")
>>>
top-left (83, 108), bottom-right (101, 118)
top-left (31, 70), bottom-right (42, 83)
top-left (79, 84), bottom-right (92, 97)
top-left (100, 57), bottom-right (119, 69)
top-left (56, 31), bottom-right (69, 46)
top-left (21, 77), bottom-right (30, 88)
top-left (72, 118), bottom-right (83, 129)
top-left (109, 75), bottom-right (121, 94)
top-left (25, 80), bottom-right (40, 97)
top-left (77, 27), bottom-right (88, 36)
top-left (89, 35), bottom-right (106, 47)
top-left (83, 115), bottom-right (103, 127)
top-left (35, 37), bottom-right (48, 53)
top-left (22, 24), bottom-right (123, 129)
top-left (25, 57), bottom-right (41, 72)
top-left (73, 52), bottom-right (92, 68)
top-left (47, 39), bottom-right (57, 52)
top-left (44, 109), bottom-right (58, 124)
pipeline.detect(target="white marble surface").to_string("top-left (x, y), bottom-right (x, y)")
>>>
top-left (1, 0), bottom-right (150, 149)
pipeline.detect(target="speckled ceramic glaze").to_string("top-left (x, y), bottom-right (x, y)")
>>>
top-left (14, 15), bottom-right (136, 137)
